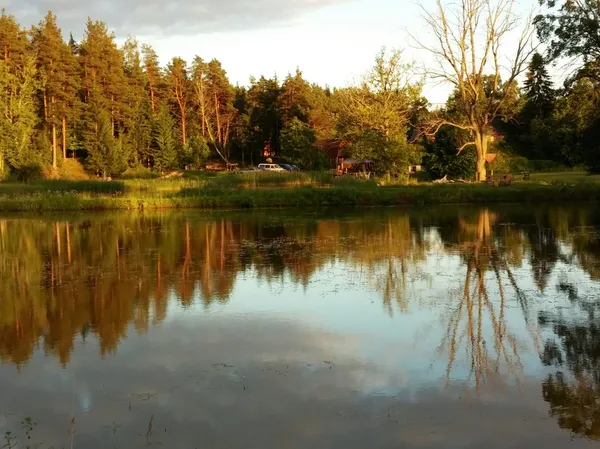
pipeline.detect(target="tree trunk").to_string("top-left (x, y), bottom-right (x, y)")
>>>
top-left (43, 93), bottom-right (48, 121)
top-left (181, 111), bottom-right (187, 146)
top-left (62, 116), bottom-right (67, 159)
top-left (214, 93), bottom-right (222, 145)
top-left (474, 132), bottom-right (488, 182)
top-left (52, 124), bottom-right (58, 169)
top-left (111, 95), bottom-right (116, 138)
top-left (476, 156), bottom-right (486, 182)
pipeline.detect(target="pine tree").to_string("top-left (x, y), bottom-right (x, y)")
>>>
top-left (31, 11), bottom-right (79, 167)
top-left (166, 57), bottom-right (190, 146)
top-left (141, 44), bottom-right (163, 112)
top-left (306, 84), bottom-right (337, 140)
top-left (0, 10), bottom-right (29, 66)
top-left (79, 20), bottom-right (127, 141)
top-left (0, 10), bottom-right (37, 176)
top-left (0, 54), bottom-right (39, 175)
top-left (128, 99), bottom-right (153, 167)
top-left (230, 86), bottom-right (251, 164)
top-left (59, 37), bottom-right (80, 158)
top-left (280, 69), bottom-right (311, 126)
top-left (524, 53), bottom-right (555, 118)
top-left (247, 76), bottom-right (282, 158)
top-left (68, 32), bottom-right (79, 55)
top-left (152, 106), bottom-right (177, 171)
top-left (122, 38), bottom-right (152, 166)
top-left (85, 96), bottom-right (125, 178)
top-left (191, 57), bottom-right (235, 161)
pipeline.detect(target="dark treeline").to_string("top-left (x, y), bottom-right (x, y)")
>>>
top-left (0, 10), bottom-right (426, 180)
top-left (1, 3), bottom-right (600, 181)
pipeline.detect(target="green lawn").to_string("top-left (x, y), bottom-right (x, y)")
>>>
top-left (0, 170), bottom-right (599, 212)
top-left (515, 171), bottom-right (600, 185)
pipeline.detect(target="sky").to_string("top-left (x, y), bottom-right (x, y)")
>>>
top-left (2, 0), bottom-right (539, 104)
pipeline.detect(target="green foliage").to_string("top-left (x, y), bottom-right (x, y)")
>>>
top-left (580, 115), bottom-right (600, 173)
top-left (85, 109), bottom-right (126, 177)
top-left (523, 53), bottom-right (555, 117)
top-left (247, 76), bottom-right (282, 158)
top-left (546, 78), bottom-right (600, 166)
top-left (0, 53), bottom-right (39, 175)
top-left (280, 118), bottom-right (320, 169)
top-left (152, 107), bottom-right (177, 171)
top-left (337, 48), bottom-right (422, 177)
top-left (349, 132), bottom-right (410, 178)
top-left (2, 7), bottom-right (597, 181)
top-left (12, 164), bottom-right (44, 181)
top-left (535, 0), bottom-right (600, 75)
top-left (422, 126), bottom-right (476, 180)
top-left (179, 135), bottom-right (210, 169)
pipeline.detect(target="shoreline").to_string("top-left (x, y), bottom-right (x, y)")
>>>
top-left (0, 183), bottom-right (598, 212)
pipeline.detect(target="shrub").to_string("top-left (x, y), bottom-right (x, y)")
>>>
top-left (13, 164), bottom-right (44, 181)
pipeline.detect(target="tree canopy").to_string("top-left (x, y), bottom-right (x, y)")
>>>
top-left (0, 6), bottom-right (598, 179)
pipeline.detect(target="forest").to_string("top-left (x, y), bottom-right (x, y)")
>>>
top-left (0, 0), bottom-right (600, 182)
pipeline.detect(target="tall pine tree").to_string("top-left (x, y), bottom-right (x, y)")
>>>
top-left (166, 57), bottom-right (190, 147)
top-left (31, 11), bottom-right (78, 167)
top-left (0, 10), bottom-right (37, 176)
top-left (152, 106), bottom-right (177, 171)
top-left (79, 20), bottom-right (127, 142)
top-left (524, 53), bottom-right (555, 119)
top-left (141, 44), bottom-right (163, 113)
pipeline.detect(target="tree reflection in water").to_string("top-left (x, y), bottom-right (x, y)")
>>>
top-left (539, 280), bottom-right (600, 440)
top-left (437, 209), bottom-right (540, 392)
top-left (1, 207), bottom-right (600, 441)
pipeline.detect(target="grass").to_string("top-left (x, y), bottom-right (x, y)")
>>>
top-left (0, 179), bottom-right (125, 196)
top-left (0, 170), bottom-right (598, 212)
top-left (519, 170), bottom-right (600, 185)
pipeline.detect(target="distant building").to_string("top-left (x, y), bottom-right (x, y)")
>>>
top-left (315, 139), bottom-right (350, 169)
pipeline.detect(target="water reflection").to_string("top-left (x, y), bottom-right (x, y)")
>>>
top-left (439, 210), bottom-right (532, 391)
top-left (0, 206), bottom-right (600, 446)
top-left (539, 280), bottom-right (600, 439)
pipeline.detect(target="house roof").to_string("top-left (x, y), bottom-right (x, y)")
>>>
top-left (315, 139), bottom-right (349, 160)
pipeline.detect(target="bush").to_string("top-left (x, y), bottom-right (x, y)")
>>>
top-left (58, 159), bottom-right (90, 180)
top-left (13, 164), bottom-right (44, 181)
top-left (423, 126), bottom-right (476, 180)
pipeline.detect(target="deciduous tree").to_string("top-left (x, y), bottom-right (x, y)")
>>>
top-left (417, 0), bottom-right (536, 181)
top-left (337, 48), bottom-right (422, 176)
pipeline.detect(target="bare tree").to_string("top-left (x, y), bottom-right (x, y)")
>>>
top-left (416, 0), bottom-right (536, 181)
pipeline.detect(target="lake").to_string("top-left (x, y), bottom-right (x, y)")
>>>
top-left (0, 205), bottom-right (599, 448)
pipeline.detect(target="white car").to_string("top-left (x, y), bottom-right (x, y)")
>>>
top-left (258, 163), bottom-right (286, 172)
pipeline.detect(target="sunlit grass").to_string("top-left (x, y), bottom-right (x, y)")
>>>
top-left (0, 170), bottom-right (599, 211)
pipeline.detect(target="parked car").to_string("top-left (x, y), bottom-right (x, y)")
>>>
top-left (280, 164), bottom-right (294, 171)
top-left (258, 163), bottom-right (286, 172)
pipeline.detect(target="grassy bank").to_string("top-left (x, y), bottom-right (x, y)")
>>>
top-left (0, 180), bottom-right (599, 212)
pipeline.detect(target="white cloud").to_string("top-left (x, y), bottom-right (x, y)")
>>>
top-left (8, 0), bottom-right (355, 36)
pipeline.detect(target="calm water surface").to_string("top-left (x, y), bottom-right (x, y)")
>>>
top-left (1, 206), bottom-right (600, 448)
